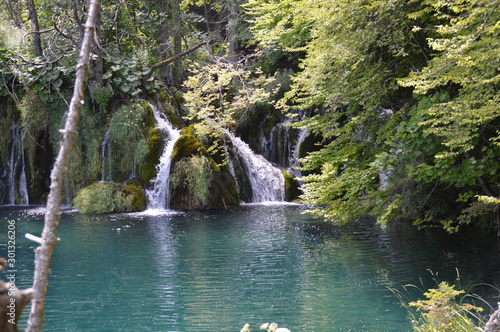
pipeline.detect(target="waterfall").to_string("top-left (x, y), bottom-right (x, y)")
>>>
top-left (289, 129), bottom-right (309, 178)
top-left (259, 120), bottom-right (295, 168)
top-left (100, 130), bottom-right (111, 182)
top-left (228, 132), bottom-right (285, 202)
top-left (145, 103), bottom-right (181, 211)
top-left (7, 122), bottom-right (29, 205)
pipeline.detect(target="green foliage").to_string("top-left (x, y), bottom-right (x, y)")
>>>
top-left (89, 83), bottom-right (114, 113)
top-left (408, 282), bottom-right (485, 331)
top-left (102, 49), bottom-right (156, 96)
top-left (245, 0), bottom-right (423, 223)
top-left (400, 0), bottom-right (500, 155)
top-left (182, 57), bottom-right (275, 162)
top-left (245, 0), bottom-right (500, 230)
top-left (183, 58), bottom-right (274, 129)
top-left (375, 0), bottom-right (500, 230)
top-left (244, 0), bottom-right (313, 51)
top-left (17, 91), bottom-right (55, 193)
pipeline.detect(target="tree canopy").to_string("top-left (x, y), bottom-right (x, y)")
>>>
top-left (244, 0), bottom-right (500, 231)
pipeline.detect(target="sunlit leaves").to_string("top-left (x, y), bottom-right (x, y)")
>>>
top-left (399, 0), bottom-right (500, 197)
top-left (246, 0), bottom-right (420, 223)
top-left (246, 0), bottom-right (500, 228)
top-left (183, 58), bottom-right (274, 135)
top-left (400, 0), bottom-right (500, 140)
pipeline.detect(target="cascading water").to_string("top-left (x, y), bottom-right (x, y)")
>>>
top-left (260, 122), bottom-right (292, 167)
top-left (145, 103), bottom-right (181, 211)
top-left (100, 130), bottom-right (111, 182)
top-left (228, 132), bottom-right (285, 202)
top-left (7, 122), bottom-right (29, 205)
top-left (289, 128), bottom-right (309, 178)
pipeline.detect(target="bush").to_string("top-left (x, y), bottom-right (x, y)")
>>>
top-left (392, 279), bottom-right (489, 332)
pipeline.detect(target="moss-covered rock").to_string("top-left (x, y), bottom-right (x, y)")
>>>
top-left (121, 179), bottom-right (147, 212)
top-left (282, 169), bottom-right (301, 202)
top-left (169, 133), bottom-right (239, 209)
top-left (171, 134), bottom-right (208, 162)
top-left (109, 101), bottom-right (156, 182)
top-left (140, 127), bottom-right (163, 184)
top-left (155, 91), bottom-right (184, 128)
top-left (73, 181), bottom-right (146, 214)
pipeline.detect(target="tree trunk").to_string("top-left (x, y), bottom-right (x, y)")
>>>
top-left (25, 0), bottom-right (43, 56)
top-left (25, 0), bottom-right (101, 331)
top-left (91, 9), bottom-right (103, 84)
top-left (227, 9), bottom-right (239, 63)
top-left (170, 0), bottom-right (183, 84)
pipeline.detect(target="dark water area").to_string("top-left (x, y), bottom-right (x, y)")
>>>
top-left (1, 204), bottom-right (499, 331)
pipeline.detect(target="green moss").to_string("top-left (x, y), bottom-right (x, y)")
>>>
top-left (169, 154), bottom-right (239, 209)
top-left (171, 134), bottom-right (208, 162)
top-left (121, 180), bottom-right (146, 212)
top-left (180, 124), bottom-right (196, 136)
top-left (158, 92), bottom-right (183, 128)
top-left (73, 181), bottom-right (146, 214)
top-left (170, 155), bottom-right (212, 209)
top-left (216, 164), bottom-right (240, 206)
top-left (282, 169), bottom-right (301, 202)
top-left (137, 99), bottom-right (156, 134)
top-left (73, 182), bottom-right (128, 214)
top-left (109, 101), bottom-right (156, 181)
top-left (0, 98), bottom-right (14, 158)
top-left (141, 127), bottom-right (163, 183)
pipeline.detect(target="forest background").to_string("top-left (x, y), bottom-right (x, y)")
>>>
top-left (0, 0), bottom-right (499, 233)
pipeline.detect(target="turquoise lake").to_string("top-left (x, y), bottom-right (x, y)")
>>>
top-left (1, 204), bottom-right (500, 331)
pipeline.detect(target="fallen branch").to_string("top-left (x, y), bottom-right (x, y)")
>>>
top-left (484, 303), bottom-right (500, 332)
top-left (142, 40), bottom-right (209, 84)
top-left (25, 0), bottom-right (101, 331)
top-left (0, 258), bottom-right (33, 332)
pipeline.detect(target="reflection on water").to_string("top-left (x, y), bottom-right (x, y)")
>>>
top-left (1, 205), bottom-right (499, 331)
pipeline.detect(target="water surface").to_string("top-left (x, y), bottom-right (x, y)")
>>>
top-left (1, 205), bottom-right (499, 331)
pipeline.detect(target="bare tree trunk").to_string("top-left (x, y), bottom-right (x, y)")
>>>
top-left (170, 0), bottom-right (183, 84)
top-left (90, 9), bottom-right (103, 84)
top-left (25, 0), bottom-right (43, 56)
top-left (25, 1), bottom-right (101, 331)
top-left (227, 9), bottom-right (239, 64)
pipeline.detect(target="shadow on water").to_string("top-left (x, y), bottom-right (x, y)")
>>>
top-left (1, 204), bottom-right (499, 331)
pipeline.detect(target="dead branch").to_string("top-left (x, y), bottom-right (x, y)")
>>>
top-left (0, 258), bottom-right (33, 332)
top-left (142, 40), bottom-right (210, 84)
top-left (484, 303), bottom-right (500, 332)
